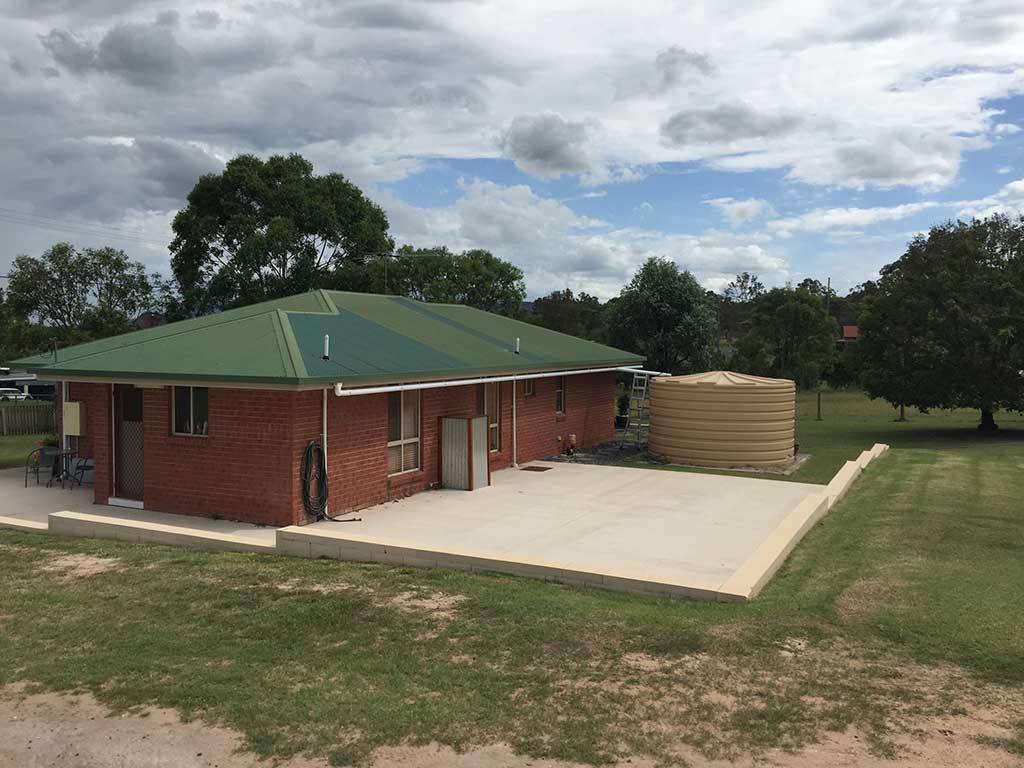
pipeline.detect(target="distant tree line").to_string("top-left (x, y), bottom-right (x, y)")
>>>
top-left (4, 150), bottom-right (1023, 429)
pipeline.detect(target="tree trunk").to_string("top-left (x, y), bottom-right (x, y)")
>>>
top-left (895, 403), bottom-right (907, 422)
top-left (978, 408), bottom-right (999, 431)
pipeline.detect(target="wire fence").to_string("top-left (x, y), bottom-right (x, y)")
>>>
top-left (0, 402), bottom-right (56, 436)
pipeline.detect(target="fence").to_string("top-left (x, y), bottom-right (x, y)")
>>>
top-left (0, 402), bottom-right (57, 436)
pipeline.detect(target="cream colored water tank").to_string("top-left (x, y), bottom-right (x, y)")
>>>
top-left (648, 371), bottom-right (795, 468)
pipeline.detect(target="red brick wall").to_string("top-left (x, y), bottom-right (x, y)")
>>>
top-left (317, 372), bottom-right (616, 518)
top-left (142, 387), bottom-right (297, 526)
top-left (55, 372), bottom-right (615, 527)
top-left (57, 382), bottom-right (112, 503)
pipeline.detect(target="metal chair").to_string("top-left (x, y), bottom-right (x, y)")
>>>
top-left (65, 457), bottom-right (94, 489)
top-left (25, 446), bottom-right (59, 488)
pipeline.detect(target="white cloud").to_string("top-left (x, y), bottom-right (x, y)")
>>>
top-left (956, 177), bottom-right (1024, 219)
top-left (768, 202), bottom-right (944, 234)
top-left (6, 0), bottom-right (1024, 288)
top-left (385, 180), bottom-right (788, 298)
top-left (704, 197), bottom-right (774, 226)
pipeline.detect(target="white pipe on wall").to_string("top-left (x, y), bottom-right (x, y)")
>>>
top-left (512, 379), bottom-right (518, 467)
top-left (322, 387), bottom-right (329, 515)
top-left (61, 381), bottom-right (68, 451)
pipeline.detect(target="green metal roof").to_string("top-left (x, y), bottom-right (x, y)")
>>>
top-left (10, 290), bottom-right (643, 387)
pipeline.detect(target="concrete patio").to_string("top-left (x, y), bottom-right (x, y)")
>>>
top-left (279, 461), bottom-right (829, 601)
top-left (0, 468), bottom-right (276, 551)
top-left (0, 446), bottom-right (888, 601)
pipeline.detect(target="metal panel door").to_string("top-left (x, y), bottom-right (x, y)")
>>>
top-left (470, 415), bottom-right (489, 490)
top-left (441, 417), bottom-right (470, 490)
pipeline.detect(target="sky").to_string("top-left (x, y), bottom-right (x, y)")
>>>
top-left (2, 1), bottom-right (1024, 300)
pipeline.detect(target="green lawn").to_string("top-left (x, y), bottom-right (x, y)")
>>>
top-left (1, 392), bottom-right (1022, 765)
top-left (0, 433), bottom-right (47, 469)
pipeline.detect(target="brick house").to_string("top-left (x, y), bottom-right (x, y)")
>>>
top-left (12, 290), bottom-right (642, 527)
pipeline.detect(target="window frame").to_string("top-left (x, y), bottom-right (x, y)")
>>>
top-left (523, 378), bottom-right (535, 397)
top-left (555, 376), bottom-right (566, 414)
top-left (477, 382), bottom-right (500, 453)
top-left (171, 385), bottom-right (209, 437)
top-left (386, 390), bottom-right (421, 476)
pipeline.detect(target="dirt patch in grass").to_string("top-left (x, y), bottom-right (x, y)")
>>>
top-left (0, 685), bottom-right (325, 768)
top-left (389, 590), bottom-right (466, 621)
top-left (275, 577), bottom-right (356, 594)
top-left (37, 553), bottom-right (121, 580)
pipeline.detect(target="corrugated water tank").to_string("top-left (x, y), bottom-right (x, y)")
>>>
top-left (648, 371), bottom-right (796, 468)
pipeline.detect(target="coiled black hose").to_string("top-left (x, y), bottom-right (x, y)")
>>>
top-left (301, 440), bottom-right (328, 519)
top-left (300, 439), bottom-right (360, 522)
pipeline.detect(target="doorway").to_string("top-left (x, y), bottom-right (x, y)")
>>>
top-left (113, 384), bottom-right (144, 501)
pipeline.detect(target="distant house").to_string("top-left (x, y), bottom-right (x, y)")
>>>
top-left (133, 311), bottom-right (165, 330)
top-left (10, 290), bottom-right (642, 527)
top-left (837, 324), bottom-right (859, 348)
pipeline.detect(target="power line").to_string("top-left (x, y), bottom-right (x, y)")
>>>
top-left (0, 207), bottom-right (169, 248)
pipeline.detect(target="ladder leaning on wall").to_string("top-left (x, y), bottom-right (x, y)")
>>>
top-left (624, 371), bottom-right (651, 446)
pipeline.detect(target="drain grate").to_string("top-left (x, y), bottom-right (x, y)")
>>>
top-left (520, 465), bottom-right (552, 472)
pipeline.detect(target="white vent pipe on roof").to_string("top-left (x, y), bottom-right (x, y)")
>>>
top-left (322, 334), bottom-right (330, 360)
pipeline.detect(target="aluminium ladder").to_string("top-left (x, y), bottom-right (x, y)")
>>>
top-left (624, 371), bottom-right (651, 446)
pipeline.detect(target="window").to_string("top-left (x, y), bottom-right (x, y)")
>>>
top-left (476, 382), bottom-right (500, 452)
top-left (387, 390), bottom-right (420, 474)
top-left (172, 386), bottom-right (209, 436)
top-left (523, 378), bottom-right (535, 397)
top-left (555, 376), bottom-right (565, 414)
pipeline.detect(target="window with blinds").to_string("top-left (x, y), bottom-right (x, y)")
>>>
top-left (387, 390), bottom-right (420, 474)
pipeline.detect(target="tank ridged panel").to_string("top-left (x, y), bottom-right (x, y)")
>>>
top-left (648, 371), bottom-right (796, 468)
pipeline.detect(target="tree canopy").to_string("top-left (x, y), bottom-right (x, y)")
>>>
top-left (732, 286), bottom-right (835, 388)
top-left (858, 215), bottom-right (1024, 429)
top-left (607, 257), bottom-right (717, 374)
top-left (6, 243), bottom-right (157, 339)
top-left (2, 243), bottom-right (158, 360)
top-left (338, 246), bottom-right (526, 317)
top-left (526, 289), bottom-right (606, 341)
top-left (170, 153), bottom-right (393, 315)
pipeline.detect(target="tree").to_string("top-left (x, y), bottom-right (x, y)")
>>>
top-left (527, 289), bottom-right (606, 341)
top-left (170, 153), bottom-right (393, 315)
top-left (719, 272), bottom-right (765, 340)
top-left (338, 246), bottom-right (526, 317)
top-left (723, 271), bottom-right (765, 303)
top-left (7, 243), bottom-right (154, 336)
top-left (607, 257), bottom-right (717, 374)
top-left (733, 287), bottom-right (835, 388)
top-left (858, 215), bottom-right (1024, 430)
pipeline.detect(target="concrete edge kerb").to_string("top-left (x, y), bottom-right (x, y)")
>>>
top-left (719, 442), bottom-right (889, 602)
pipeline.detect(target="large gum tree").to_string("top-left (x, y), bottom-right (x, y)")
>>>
top-left (858, 214), bottom-right (1024, 430)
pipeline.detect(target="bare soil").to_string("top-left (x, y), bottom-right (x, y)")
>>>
top-left (37, 553), bottom-right (121, 580)
top-left (1, 684), bottom-right (1020, 768)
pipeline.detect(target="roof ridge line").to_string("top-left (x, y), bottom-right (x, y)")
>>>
top-left (275, 309), bottom-right (307, 379)
top-left (28, 307), bottom-right (287, 368)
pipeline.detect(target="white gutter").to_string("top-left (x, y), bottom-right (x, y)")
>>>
top-left (332, 365), bottom-right (664, 468)
top-left (332, 365), bottom-right (643, 397)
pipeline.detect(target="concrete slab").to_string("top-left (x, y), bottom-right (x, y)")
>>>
top-left (282, 462), bottom-right (826, 601)
top-left (0, 468), bottom-right (276, 552)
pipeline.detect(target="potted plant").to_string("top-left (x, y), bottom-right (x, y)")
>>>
top-left (615, 391), bottom-right (630, 429)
